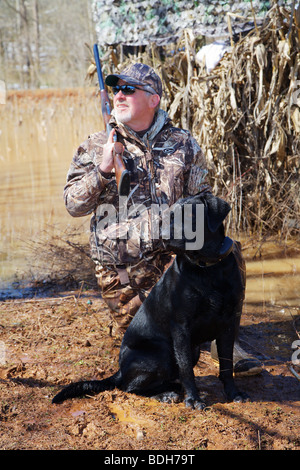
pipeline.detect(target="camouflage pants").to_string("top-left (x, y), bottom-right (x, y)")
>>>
top-left (95, 253), bottom-right (174, 334)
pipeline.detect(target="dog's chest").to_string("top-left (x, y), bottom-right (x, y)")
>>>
top-left (183, 304), bottom-right (231, 346)
top-left (182, 278), bottom-right (239, 341)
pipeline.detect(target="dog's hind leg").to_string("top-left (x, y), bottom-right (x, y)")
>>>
top-left (152, 389), bottom-right (182, 404)
top-left (119, 345), bottom-right (178, 400)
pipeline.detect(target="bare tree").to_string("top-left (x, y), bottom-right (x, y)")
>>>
top-left (0, 0), bottom-right (96, 89)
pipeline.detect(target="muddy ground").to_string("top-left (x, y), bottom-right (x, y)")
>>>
top-left (0, 281), bottom-right (299, 451)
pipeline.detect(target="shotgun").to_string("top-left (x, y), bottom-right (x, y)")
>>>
top-left (93, 44), bottom-right (130, 196)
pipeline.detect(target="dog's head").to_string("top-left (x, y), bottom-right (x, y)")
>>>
top-left (163, 193), bottom-right (232, 262)
top-left (202, 193), bottom-right (231, 233)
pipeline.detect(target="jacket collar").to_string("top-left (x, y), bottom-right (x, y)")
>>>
top-left (110, 109), bottom-right (170, 146)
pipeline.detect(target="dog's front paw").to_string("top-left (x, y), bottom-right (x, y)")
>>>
top-left (184, 397), bottom-right (206, 410)
top-left (224, 384), bottom-right (250, 403)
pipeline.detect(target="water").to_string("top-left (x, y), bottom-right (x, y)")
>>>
top-left (245, 254), bottom-right (300, 308)
top-left (241, 245), bottom-right (299, 363)
top-left (0, 88), bottom-right (101, 288)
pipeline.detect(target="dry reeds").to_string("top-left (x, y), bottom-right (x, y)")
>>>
top-left (24, 224), bottom-right (96, 287)
top-left (101, 4), bottom-right (299, 240)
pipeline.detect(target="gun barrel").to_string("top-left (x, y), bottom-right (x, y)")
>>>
top-left (93, 44), bottom-right (105, 91)
top-left (93, 44), bottom-right (130, 196)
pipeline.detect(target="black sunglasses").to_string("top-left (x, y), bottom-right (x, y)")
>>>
top-left (112, 85), bottom-right (153, 96)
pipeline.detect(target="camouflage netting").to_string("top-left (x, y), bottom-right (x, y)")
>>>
top-left (92, 3), bottom-right (299, 240)
top-left (92, 0), bottom-right (289, 45)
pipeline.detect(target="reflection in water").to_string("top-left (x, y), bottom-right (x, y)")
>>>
top-left (245, 256), bottom-right (300, 308)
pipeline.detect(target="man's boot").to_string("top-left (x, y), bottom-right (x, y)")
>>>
top-left (211, 340), bottom-right (262, 376)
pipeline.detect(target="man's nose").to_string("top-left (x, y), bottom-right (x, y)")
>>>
top-left (115, 90), bottom-right (126, 98)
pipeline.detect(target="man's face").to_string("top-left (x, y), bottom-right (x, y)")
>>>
top-left (113, 79), bottom-right (159, 132)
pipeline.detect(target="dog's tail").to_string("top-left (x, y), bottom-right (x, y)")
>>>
top-left (52, 370), bottom-right (122, 404)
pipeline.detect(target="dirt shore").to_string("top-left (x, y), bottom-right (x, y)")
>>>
top-left (0, 283), bottom-right (299, 451)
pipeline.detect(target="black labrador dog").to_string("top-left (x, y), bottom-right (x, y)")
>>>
top-left (52, 193), bottom-right (249, 409)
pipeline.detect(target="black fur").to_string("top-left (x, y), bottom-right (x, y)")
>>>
top-left (52, 193), bottom-right (249, 409)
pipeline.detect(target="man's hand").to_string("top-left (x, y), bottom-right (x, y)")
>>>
top-left (99, 128), bottom-right (128, 194)
top-left (99, 128), bottom-right (117, 174)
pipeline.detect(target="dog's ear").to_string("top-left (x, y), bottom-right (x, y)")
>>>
top-left (205, 194), bottom-right (231, 232)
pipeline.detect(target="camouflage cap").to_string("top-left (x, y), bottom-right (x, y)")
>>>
top-left (105, 63), bottom-right (162, 97)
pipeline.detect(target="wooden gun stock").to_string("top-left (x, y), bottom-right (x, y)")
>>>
top-left (94, 45), bottom-right (130, 196)
top-left (113, 140), bottom-right (130, 196)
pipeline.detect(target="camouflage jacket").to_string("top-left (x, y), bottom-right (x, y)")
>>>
top-left (64, 109), bottom-right (211, 266)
